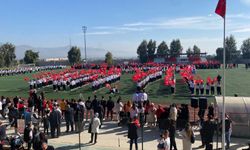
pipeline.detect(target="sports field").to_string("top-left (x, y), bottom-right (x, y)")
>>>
top-left (0, 65), bottom-right (250, 104)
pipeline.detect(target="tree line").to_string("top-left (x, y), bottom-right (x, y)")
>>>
top-left (216, 35), bottom-right (250, 63)
top-left (137, 36), bottom-right (250, 64)
top-left (137, 39), bottom-right (202, 63)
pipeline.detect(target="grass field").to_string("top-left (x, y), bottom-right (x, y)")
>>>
top-left (0, 65), bottom-right (249, 104)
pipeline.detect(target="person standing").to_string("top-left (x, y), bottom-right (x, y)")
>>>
top-left (89, 113), bottom-right (101, 144)
top-left (24, 122), bottom-right (33, 150)
top-left (180, 123), bottom-right (194, 150)
top-left (74, 101), bottom-right (84, 133)
top-left (92, 95), bottom-right (99, 114)
top-left (65, 104), bottom-right (74, 132)
top-left (169, 120), bottom-right (177, 150)
top-left (114, 97), bottom-right (123, 122)
top-left (96, 102), bottom-right (104, 127)
top-left (85, 97), bottom-right (92, 121)
top-left (225, 114), bottom-right (232, 149)
top-left (169, 104), bottom-right (177, 123)
top-left (106, 96), bottom-right (114, 120)
top-left (60, 99), bottom-right (66, 119)
top-left (49, 107), bottom-right (61, 138)
top-left (128, 116), bottom-right (140, 150)
top-left (202, 115), bottom-right (216, 150)
top-left (100, 96), bottom-right (107, 119)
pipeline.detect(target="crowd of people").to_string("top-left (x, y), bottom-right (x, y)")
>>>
top-left (0, 65), bottom-right (66, 77)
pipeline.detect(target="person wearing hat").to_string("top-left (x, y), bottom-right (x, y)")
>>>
top-left (89, 113), bottom-right (101, 144)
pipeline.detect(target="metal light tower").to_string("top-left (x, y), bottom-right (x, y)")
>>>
top-left (82, 26), bottom-right (87, 63)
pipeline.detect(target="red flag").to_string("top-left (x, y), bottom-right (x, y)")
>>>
top-left (215, 0), bottom-right (226, 18)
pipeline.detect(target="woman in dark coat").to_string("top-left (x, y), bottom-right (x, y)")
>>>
top-left (128, 116), bottom-right (140, 150)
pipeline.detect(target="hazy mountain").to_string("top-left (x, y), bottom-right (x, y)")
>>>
top-left (14, 45), bottom-right (107, 59)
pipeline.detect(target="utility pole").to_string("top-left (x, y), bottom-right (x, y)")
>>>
top-left (82, 26), bottom-right (87, 63)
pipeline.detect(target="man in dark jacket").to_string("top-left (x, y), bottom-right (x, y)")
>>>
top-left (92, 95), bottom-right (99, 113)
top-left (128, 116), bottom-right (140, 150)
top-left (96, 102), bottom-right (104, 127)
top-left (106, 96), bottom-right (114, 120)
top-left (65, 104), bottom-right (74, 132)
top-left (169, 120), bottom-right (177, 150)
top-left (74, 101), bottom-right (84, 133)
top-left (202, 115), bottom-right (216, 150)
top-left (100, 96), bottom-right (107, 119)
top-left (49, 107), bottom-right (61, 138)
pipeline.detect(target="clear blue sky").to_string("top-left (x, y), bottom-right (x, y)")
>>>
top-left (0, 0), bottom-right (250, 57)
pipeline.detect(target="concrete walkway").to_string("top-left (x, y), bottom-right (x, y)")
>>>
top-left (4, 119), bottom-right (250, 150)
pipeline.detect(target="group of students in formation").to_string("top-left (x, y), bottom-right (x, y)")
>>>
top-left (0, 65), bottom-right (65, 77)
top-left (186, 74), bottom-right (222, 96)
top-left (92, 73), bottom-right (121, 91)
top-left (136, 70), bottom-right (163, 90)
top-left (29, 72), bottom-right (121, 92)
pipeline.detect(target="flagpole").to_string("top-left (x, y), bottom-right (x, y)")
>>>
top-left (222, 13), bottom-right (226, 150)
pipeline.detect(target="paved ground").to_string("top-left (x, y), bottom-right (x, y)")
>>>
top-left (3, 119), bottom-right (250, 150)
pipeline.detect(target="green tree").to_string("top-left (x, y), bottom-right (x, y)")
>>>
top-left (186, 47), bottom-right (193, 57)
top-left (216, 47), bottom-right (223, 63)
top-left (147, 39), bottom-right (156, 60)
top-left (241, 38), bottom-right (250, 59)
top-left (0, 43), bottom-right (16, 67)
top-left (157, 41), bottom-right (169, 57)
top-left (23, 50), bottom-right (39, 64)
top-left (193, 45), bottom-right (201, 57)
top-left (105, 51), bottom-right (113, 66)
top-left (67, 46), bottom-right (81, 65)
top-left (170, 39), bottom-right (183, 58)
top-left (0, 54), bottom-right (4, 68)
top-left (225, 35), bottom-right (237, 63)
top-left (137, 40), bottom-right (148, 63)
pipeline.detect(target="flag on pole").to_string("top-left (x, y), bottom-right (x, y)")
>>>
top-left (215, 0), bottom-right (226, 18)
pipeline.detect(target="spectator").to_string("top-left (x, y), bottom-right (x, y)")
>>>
top-left (202, 115), bottom-right (216, 150)
top-left (114, 97), bottom-right (123, 122)
top-left (96, 101), bottom-right (104, 127)
top-left (49, 107), bottom-right (61, 138)
top-left (43, 109), bottom-right (50, 134)
top-left (225, 114), bottom-right (232, 149)
top-left (169, 120), bottom-right (177, 150)
top-left (24, 122), bottom-right (33, 150)
top-left (92, 95), bottom-right (99, 113)
top-left (89, 113), bottom-right (101, 144)
top-left (106, 96), bottom-right (114, 120)
top-left (100, 96), bottom-right (107, 119)
top-left (65, 104), bottom-right (74, 132)
top-left (85, 97), bottom-right (92, 121)
top-left (60, 99), bottom-right (66, 119)
top-left (128, 116), bottom-right (140, 150)
top-left (147, 103), bottom-right (157, 127)
top-left (24, 108), bottom-right (32, 126)
top-left (169, 104), bottom-right (177, 122)
top-left (74, 100), bottom-right (85, 133)
top-left (180, 123), bottom-right (194, 150)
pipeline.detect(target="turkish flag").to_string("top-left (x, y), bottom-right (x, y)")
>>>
top-left (215, 0), bottom-right (226, 18)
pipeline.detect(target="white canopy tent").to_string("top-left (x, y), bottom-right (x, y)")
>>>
top-left (215, 96), bottom-right (250, 138)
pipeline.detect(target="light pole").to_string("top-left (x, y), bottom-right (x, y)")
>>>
top-left (82, 26), bottom-right (87, 63)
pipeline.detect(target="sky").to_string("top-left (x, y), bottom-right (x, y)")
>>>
top-left (1, 0), bottom-right (250, 58)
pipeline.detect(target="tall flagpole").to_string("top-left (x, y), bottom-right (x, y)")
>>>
top-left (222, 11), bottom-right (226, 150)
